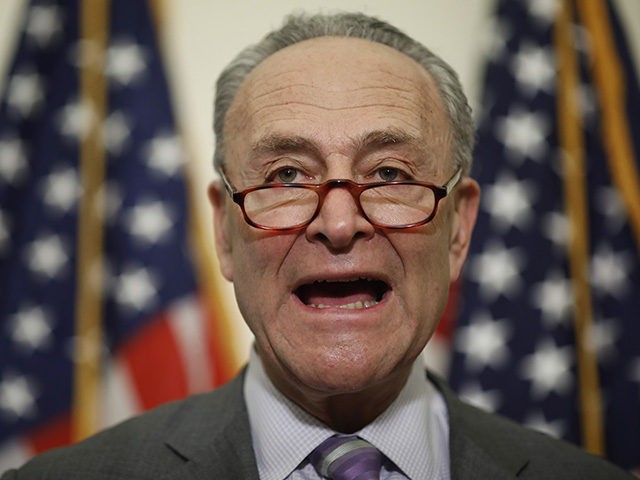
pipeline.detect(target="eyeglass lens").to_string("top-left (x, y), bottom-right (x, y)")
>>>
top-left (243, 184), bottom-right (437, 229)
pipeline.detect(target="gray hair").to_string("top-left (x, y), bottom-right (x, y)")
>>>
top-left (213, 12), bottom-right (474, 176)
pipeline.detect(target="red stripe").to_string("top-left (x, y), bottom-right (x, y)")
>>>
top-left (27, 413), bottom-right (72, 454)
top-left (199, 293), bottom-right (236, 386)
top-left (119, 314), bottom-right (188, 410)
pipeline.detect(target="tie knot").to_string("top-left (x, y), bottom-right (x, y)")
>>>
top-left (310, 435), bottom-right (382, 480)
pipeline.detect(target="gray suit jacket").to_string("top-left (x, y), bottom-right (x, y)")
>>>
top-left (1, 371), bottom-right (632, 479)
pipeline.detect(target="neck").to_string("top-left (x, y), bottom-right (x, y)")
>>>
top-left (263, 359), bottom-right (413, 433)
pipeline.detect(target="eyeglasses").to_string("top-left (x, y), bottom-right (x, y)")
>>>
top-left (218, 167), bottom-right (462, 231)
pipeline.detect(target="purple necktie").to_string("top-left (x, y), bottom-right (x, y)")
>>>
top-left (310, 435), bottom-right (383, 480)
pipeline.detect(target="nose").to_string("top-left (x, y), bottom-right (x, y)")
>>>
top-left (305, 184), bottom-right (375, 250)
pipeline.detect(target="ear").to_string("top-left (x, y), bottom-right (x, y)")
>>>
top-left (448, 177), bottom-right (480, 282)
top-left (208, 180), bottom-right (234, 282)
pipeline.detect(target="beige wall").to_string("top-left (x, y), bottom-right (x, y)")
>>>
top-left (2, 0), bottom-right (640, 365)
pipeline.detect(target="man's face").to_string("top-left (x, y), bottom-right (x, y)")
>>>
top-left (211, 37), bottom-right (478, 400)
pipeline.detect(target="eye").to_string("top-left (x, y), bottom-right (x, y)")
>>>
top-left (377, 167), bottom-right (400, 182)
top-left (270, 167), bottom-right (300, 183)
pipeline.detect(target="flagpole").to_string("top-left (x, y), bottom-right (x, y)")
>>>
top-left (554, 0), bottom-right (604, 457)
top-left (73, 0), bottom-right (110, 442)
top-left (577, 0), bottom-right (640, 253)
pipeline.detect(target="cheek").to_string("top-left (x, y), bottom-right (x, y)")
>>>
top-left (228, 227), bottom-right (297, 325)
top-left (230, 228), bottom-right (292, 279)
top-left (393, 228), bottom-right (451, 323)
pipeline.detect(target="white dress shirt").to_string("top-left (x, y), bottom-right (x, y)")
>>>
top-left (244, 349), bottom-right (451, 480)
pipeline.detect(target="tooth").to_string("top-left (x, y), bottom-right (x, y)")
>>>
top-left (342, 301), bottom-right (364, 309)
top-left (307, 300), bottom-right (379, 309)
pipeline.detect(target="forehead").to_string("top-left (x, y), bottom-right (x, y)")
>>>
top-left (223, 36), bottom-right (451, 168)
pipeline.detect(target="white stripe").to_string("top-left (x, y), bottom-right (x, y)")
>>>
top-left (321, 439), bottom-right (371, 476)
top-left (167, 296), bottom-right (213, 393)
top-left (0, 437), bottom-right (32, 472)
top-left (100, 356), bottom-right (141, 429)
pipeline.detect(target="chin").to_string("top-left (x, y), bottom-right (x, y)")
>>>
top-left (293, 348), bottom-right (401, 394)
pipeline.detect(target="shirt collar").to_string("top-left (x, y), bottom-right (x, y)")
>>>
top-left (244, 349), bottom-right (333, 480)
top-left (244, 349), bottom-right (450, 480)
top-left (358, 359), bottom-right (450, 480)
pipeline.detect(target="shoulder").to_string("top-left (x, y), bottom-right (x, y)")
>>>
top-left (428, 373), bottom-right (634, 479)
top-left (1, 376), bottom-right (246, 480)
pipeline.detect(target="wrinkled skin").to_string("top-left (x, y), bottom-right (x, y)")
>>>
top-left (209, 36), bottom-right (480, 432)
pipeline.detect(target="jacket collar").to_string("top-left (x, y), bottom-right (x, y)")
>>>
top-left (428, 373), bottom-right (528, 479)
top-left (160, 370), bottom-right (259, 480)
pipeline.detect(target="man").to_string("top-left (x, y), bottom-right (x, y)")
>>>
top-left (2, 11), bottom-right (632, 480)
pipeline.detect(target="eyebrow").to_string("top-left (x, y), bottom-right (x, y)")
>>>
top-left (251, 128), bottom-right (423, 159)
top-left (354, 128), bottom-right (423, 153)
top-left (252, 135), bottom-right (319, 157)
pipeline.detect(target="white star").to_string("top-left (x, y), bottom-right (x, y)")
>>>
top-left (455, 313), bottom-right (511, 372)
top-left (106, 39), bottom-right (147, 86)
top-left (629, 358), bottom-right (640, 383)
top-left (104, 111), bottom-right (131, 154)
top-left (0, 136), bottom-right (28, 185)
top-left (468, 241), bottom-right (525, 301)
top-left (511, 43), bottom-right (556, 96)
top-left (67, 40), bottom-right (103, 70)
top-left (67, 327), bottom-right (108, 365)
top-left (578, 84), bottom-right (597, 124)
top-left (482, 172), bottom-right (537, 232)
top-left (24, 233), bottom-right (69, 280)
top-left (458, 382), bottom-right (502, 412)
top-left (124, 200), bottom-right (174, 245)
top-left (0, 210), bottom-right (10, 255)
top-left (6, 70), bottom-right (44, 118)
top-left (541, 211), bottom-right (568, 250)
top-left (590, 245), bottom-right (631, 299)
top-left (40, 167), bottom-right (81, 213)
top-left (520, 339), bottom-right (573, 399)
top-left (144, 133), bottom-right (184, 176)
top-left (0, 137), bottom-right (28, 186)
top-left (101, 182), bottom-right (123, 224)
top-left (587, 318), bottom-right (620, 364)
top-left (25, 5), bottom-right (62, 47)
top-left (114, 266), bottom-right (159, 312)
top-left (526, 0), bottom-right (560, 25)
top-left (474, 91), bottom-right (494, 126)
top-left (595, 186), bottom-right (626, 234)
top-left (572, 24), bottom-right (592, 55)
top-left (524, 411), bottom-right (566, 439)
top-left (56, 100), bottom-right (95, 140)
top-left (483, 19), bottom-right (512, 61)
top-left (0, 373), bottom-right (39, 420)
top-left (530, 271), bottom-right (573, 326)
top-left (7, 306), bottom-right (53, 353)
top-left (495, 107), bottom-right (550, 163)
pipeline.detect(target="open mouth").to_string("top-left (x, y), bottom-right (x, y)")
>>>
top-left (294, 277), bottom-right (390, 310)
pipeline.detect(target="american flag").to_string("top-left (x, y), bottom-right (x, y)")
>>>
top-left (0, 0), bottom-right (237, 470)
top-left (448, 0), bottom-right (640, 473)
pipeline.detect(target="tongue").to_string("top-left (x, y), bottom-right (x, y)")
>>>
top-left (297, 280), bottom-right (381, 307)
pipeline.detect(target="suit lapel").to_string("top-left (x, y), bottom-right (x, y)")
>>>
top-left (429, 373), bottom-right (528, 480)
top-left (448, 433), bottom-right (521, 480)
top-left (160, 371), bottom-right (260, 480)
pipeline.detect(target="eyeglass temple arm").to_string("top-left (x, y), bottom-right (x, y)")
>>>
top-left (217, 168), bottom-right (236, 196)
top-left (444, 167), bottom-right (463, 194)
